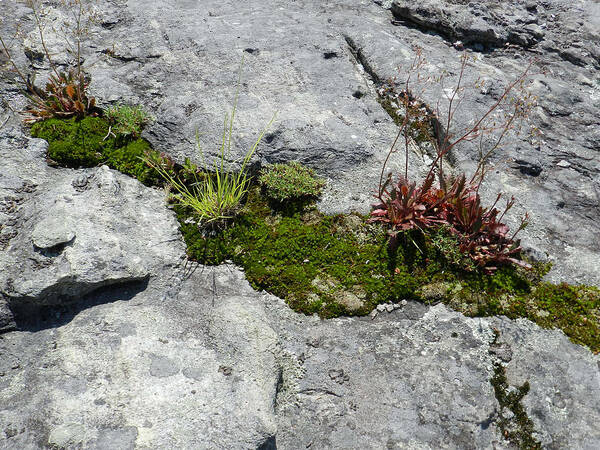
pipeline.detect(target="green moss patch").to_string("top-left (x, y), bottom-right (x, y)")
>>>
top-left (176, 189), bottom-right (600, 352)
top-left (258, 161), bottom-right (325, 203)
top-left (30, 117), bottom-right (161, 186)
top-left (30, 117), bottom-right (600, 354)
top-left (177, 189), bottom-right (427, 317)
top-left (491, 362), bottom-right (541, 449)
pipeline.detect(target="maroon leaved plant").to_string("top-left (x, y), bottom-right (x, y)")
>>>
top-left (370, 172), bottom-right (530, 272)
top-left (25, 69), bottom-right (99, 122)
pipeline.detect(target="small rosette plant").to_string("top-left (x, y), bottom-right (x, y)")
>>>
top-left (371, 172), bottom-right (530, 272)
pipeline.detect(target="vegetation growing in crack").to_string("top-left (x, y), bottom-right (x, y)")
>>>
top-left (173, 186), bottom-right (600, 354)
top-left (1, 0), bottom-right (101, 122)
top-left (491, 362), bottom-right (541, 449)
top-left (258, 161), bottom-right (325, 203)
top-left (371, 50), bottom-right (537, 273)
top-left (143, 57), bottom-right (276, 225)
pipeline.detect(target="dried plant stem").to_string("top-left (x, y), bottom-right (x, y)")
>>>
top-left (425, 59), bottom-right (535, 185)
top-left (377, 49), bottom-right (425, 199)
top-left (27, 0), bottom-right (61, 79)
top-left (0, 35), bottom-right (29, 86)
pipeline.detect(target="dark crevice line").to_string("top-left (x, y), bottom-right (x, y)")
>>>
top-left (343, 34), bottom-right (380, 84)
top-left (488, 330), bottom-right (541, 448)
top-left (344, 33), bottom-right (456, 169)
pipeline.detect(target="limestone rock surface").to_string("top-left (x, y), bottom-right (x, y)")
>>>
top-left (32, 0), bottom-right (596, 285)
top-left (0, 148), bottom-right (183, 325)
top-left (1, 0), bottom-right (599, 448)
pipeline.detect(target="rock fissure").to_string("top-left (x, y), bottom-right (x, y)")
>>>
top-left (488, 330), bottom-right (541, 449)
top-left (344, 34), bottom-right (381, 84)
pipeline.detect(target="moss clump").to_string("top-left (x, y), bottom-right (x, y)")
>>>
top-left (503, 283), bottom-right (599, 351)
top-left (447, 271), bottom-right (600, 352)
top-left (105, 104), bottom-right (153, 139)
top-left (103, 139), bottom-right (163, 186)
top-left (30, 117), bottom-right (159, 185)
top-left (259, 161), bottom-right (326, 204)
top-left (31, 116), bottom-right (106, 167)
top-left (177, 188), bottom-right (436, 318)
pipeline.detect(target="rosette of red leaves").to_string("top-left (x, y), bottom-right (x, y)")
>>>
top-left (25, 69), bottom-right (98, 122)
top-left (370, 173), bottom-right (531, 272)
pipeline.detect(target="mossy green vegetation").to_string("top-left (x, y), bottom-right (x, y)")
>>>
top-left (177, 189), bottom-right (413, 317)
top-left (177, 188), bottom-right (600, 353)
top-left (258, 161), bottom-right (326, 203)
top-left (30, 116), bottom-right (600, 354)
top-left (491, 362), bottom-right (541, 449)
top-left (105, 104), bottom-right (153, 139)
top-left (30, 117), bottom-right (161, 186)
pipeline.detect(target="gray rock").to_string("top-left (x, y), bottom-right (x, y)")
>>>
top-left (0, 300), bottom-right (15, 332)
top-left (47, 423), bottom-right (87, 449)
top-left (390, 0), bottom-right (599, 68)
top-left (0, 165), bottom-right (184, 311)
top-left (0, 267), bottom-right (280, 449)
top-left (31, 216), bottom-right (75, 250)
top-left (392, 0), bottom-right (543, 48)
top-left (1, 0), bottom-right (600, 448)
top-left (490, 317), bottom-right (600, 448)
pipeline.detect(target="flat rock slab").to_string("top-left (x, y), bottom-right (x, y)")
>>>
top-left (0, 126), bottom-right (183, 329)
top-left (1, 264), bottom-right (599, 449)
top-left (0, 162), bottom-right (183, 309)
top-left (0, 271), bottom-right (280, 449)
top-left (490, 317), bottom-right (600, 448)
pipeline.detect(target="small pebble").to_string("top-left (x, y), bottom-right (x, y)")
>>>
top-left (556, 160), bottom-right (570, 168)
top-left (401, 300), bottom-right (408, 306)
top-left (501, 409), bottom-right (515, 420)
top-left (377, 304), bottom-right (386, 312)
top-left (385, 304), bottom-right (394, 312)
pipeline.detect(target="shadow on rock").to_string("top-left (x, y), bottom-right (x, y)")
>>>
top-left (10, 277), bottom-right (149, 333)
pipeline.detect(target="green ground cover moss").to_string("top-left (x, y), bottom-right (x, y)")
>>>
top-left (176, 189), bottom-right (600, 352)
top-left (30, 117), bottom-right (161, 185)
top-left (30, 117), bottom-right (600, 353)
top-left (491, 361), bottom-right (541, 449)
